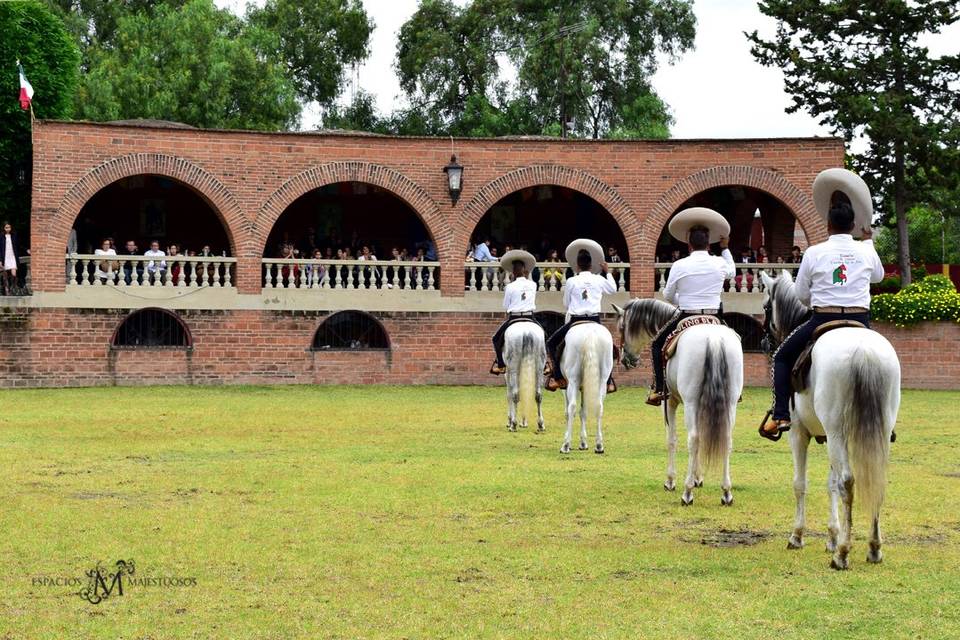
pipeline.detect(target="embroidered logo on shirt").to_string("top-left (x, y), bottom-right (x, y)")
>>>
top-left (832, 263), bottom-right (847, 285)
top-left (581, 289), bottom-right (589, 300)
top-left (520, 292), bottom-right (526, 301)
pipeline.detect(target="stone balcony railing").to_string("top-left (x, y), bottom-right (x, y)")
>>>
top-left (464, 261), bottom-right (630, 293)
top-left (263, 258), bottom-right (440, 290)
top-left (67, 254), bottom-right (237, 288)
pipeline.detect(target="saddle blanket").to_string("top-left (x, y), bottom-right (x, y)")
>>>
top-left (662, 315), bottom-right (725, 361)
top-left (791, 319), bottom-right (866, 392)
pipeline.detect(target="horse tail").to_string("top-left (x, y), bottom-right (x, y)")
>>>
top-left (580, 330), bottom-right (603, 427)
top-left (845, 345), bottom-right (890, 520)
top-left (516, 330), bottom-right (539, 425)
top-left (697, 334), bottom-right (732, 469)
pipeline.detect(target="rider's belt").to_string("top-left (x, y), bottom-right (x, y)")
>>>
top-left (680, 308), bottom-right (719, 314)
top-left (508, 312), bottom-right (534, 318)
top-left (813, 306), bottom-right (868, 314)
top-left (570, 314), bottom-right (600, 320)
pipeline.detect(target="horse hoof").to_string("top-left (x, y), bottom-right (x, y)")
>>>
top-left (825, 541), bottom-right (837, 554)
top-left (830, 557), bottom-right (849, 571)
top-left (867, 550), bottom-right (883, 564)
top-left (720, 494), bottom-right (733, 506)
top-left (594, 445), bottom-right (604, 455)
top-left (560, 443), bottom-right (571, 454)
top-left (536, 427), bottom-right (545, 434)
top-left (578, 443), bottom-right (588, 451)
top-left (680, 494), bottom-right (693, 506)
top-left (694, 480), bottom-right (703, 488)
top-left (507, 425), bottom-right (516, 432)
top-left (787, 537), bottom-right (803, 550)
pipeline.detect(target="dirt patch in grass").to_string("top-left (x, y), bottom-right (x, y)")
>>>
top-left (691, 528), bottom-right (773, 547)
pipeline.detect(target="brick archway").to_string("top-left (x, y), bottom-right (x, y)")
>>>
top-left (54, 153), bottom-right (246, 257)
top-left (641, 165), bottom-right (824, 263)
top-left (254, 161), bottom-right (446, 258)
top-left (460, 165), bottom-right (639, 256)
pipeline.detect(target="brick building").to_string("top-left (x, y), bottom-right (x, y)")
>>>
top-left (3, 119), bottom-right (896, 388)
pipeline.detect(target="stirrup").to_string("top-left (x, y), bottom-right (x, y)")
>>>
top-left (489, 362), bottom-right (506, 375)
top-left (758, 410), bottom-right (790, 442)
top-left (545, 377), bottom-right (567, 392)
top-left (606, 380), bottom-right (617, 394)
top-left (646, 390), bottom-right (664, 406)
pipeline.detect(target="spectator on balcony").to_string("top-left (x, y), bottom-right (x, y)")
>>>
top-left (199, 245), bottom-right (213, 257)
top-left (473, 238), bottom-right (495, 262)
top-left (94, 238), bottom-right (117, 284)
top-left (2, 222), bottom-right (26, 295)
top-left (776, 255), bottom-right (786, 264)
top-left (359, 245), bottom-right (380, 288)
top-left (144, 241), bottom-right (167, 283)
top-left (670, 249), bottom-right (682, 262)
top-left (735, 247), bottom-right (756, 292)
top-left (305, 248), bottom-right (325, 287)
top-left (120, 240), bottom-right (141, 285)
top-left (299, 227), bottom-right (319, 259)
top-left (787, 245), bottom-right (803, 263)
top-left (607, 246), bottom-right (622, 263)
top-left (416, 240), bottom-right (437, 261)
top-left (542, 248), bottom-right (564, 291)
top-left (757, 246), bottom-right (769, 263)
top-left (168, 244), bottom-right (183, 285)
top-left (278, 243), bottom-right (300, 286)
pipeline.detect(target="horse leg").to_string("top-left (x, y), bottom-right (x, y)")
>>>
top-left (720, 415), bottom-right (734, 506)
top-left (578, 394), bottom-right (588, 450)
top-left (787, 427), bottom-right (811, 549)
top-left (827, 436), bottom-right (854, 570)
top-left (826, 466), bottom-right (839, 554)
top-left (505, 369), bottom-right (518, 432)
top-left (664, 398), bottom-right (679, 492)
top-left (681, 414), bottom-right (698, 506)
top-left (594, 385), bottom-right (605, 455)
top-left (535, 386), bottom-right (545, 433)
top-left (867, 516), bottom-right (883, 564)
top-left (561, 387), bottom-right (575, 454)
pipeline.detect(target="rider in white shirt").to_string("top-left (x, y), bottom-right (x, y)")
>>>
top-left (546, 249), bottom-right (617, 393)
top-left (490, 252), bottom-right (539, 374)
top-left (647, 228), bottom-right (734, 406)
top-left (761, 200), bottom-right (885, 440)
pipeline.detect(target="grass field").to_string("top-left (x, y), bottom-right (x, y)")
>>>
top-left (1, 385), bottom-right (958, 639)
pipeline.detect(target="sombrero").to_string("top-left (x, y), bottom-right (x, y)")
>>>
top-left (668, 207), bottom-right (730, 244)
top-left (813, 168), bottom-right (873, 238)
top-left (499, 249), bottom-right (536, 274)
top-left (565, 239), bottom-right (604, 274)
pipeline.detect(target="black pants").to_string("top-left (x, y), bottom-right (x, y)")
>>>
top-left (650, 310), bottom-right (690, 393)
top-left (492, 315), bottom-right (540, 367)
top-left (772, 311), bottom-right (871, 420)
top-left (546, 315), bottom-right (612, 384)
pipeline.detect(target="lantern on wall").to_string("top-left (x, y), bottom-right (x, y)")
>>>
top-left (443, 155), bottom-right (463, 205)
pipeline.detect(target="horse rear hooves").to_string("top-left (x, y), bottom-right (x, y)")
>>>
top-left (594, 445), bottom-right (604, 454)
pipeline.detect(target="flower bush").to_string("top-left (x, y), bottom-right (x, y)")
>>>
top-left (872, 274), bottom-right (960, 326)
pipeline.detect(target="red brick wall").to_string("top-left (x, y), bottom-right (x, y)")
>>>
top-left (1, 309), bottom-right (955, 390)
top-left (30, 121), bottom-right (842, 296)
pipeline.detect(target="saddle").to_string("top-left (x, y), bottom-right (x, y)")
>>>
top-left (556, 320), bottom-right (619, 368)
top-left (504, 316), bottom-right (541, 331)
top-left (662, 315), bottom-right (724, 362)
top-left (790, 320), bottom-right (867, 392)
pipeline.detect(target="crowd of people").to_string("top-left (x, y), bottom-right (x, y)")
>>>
top-left (81, 237), bottom-right (228, 285)
top-left (466, 237), bottom-right (626, 289)
top-left (658, 244), bottom-right (804, 292)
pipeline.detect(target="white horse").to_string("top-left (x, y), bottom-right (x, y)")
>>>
top-left (559, 323), bottom-right (614, 454)
top-left (615, 299), bottom-right (743, 506)
top-left (760, 270), bottom-right (901, 570)
top-left (503, 321), bottom-right (547, 432)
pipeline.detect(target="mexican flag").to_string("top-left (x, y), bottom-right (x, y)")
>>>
top-left (18, 61), bottom-right (33, 111)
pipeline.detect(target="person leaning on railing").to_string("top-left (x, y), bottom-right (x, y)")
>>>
top-left (541, 249), bottom-right (565, 289)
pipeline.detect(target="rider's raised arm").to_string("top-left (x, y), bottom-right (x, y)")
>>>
top-left (600, 272), bottom-right (617, 294)
top-left (793, 253), bottom-right (813, 307)
top-left (662, 264), bottom-right (680, 306)
top-left (719, 247), bottom-right (735, 279)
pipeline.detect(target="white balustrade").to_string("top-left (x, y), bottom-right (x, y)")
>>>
top-left (464, 261), bottom-right (630, 292)
top-left (262, 259), bottom-right (441, 291)
top-left (66, 254), bottom-right (237, 288)
top-left (653, 262), bottom-right (799, 295)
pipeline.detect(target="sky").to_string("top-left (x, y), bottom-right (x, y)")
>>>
top-left (218, 0), bottom-right (960, 139)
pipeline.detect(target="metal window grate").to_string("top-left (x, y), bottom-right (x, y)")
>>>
top-left (112, 308), bottom-right (191, 348)
top-left (313, 311), bottom-right (390, 350)
top-left (534, 311), bottom-right (566, 339)
top-left (722, 312), bottom-right (764, 353)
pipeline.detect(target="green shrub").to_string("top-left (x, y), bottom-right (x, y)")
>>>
top-left (872, 274), bottom-right (960, 326)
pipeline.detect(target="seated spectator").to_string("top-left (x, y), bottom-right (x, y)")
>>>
top-left (757, 246), bottom-right (769, 263)
top-left (168, 244), bottom-right (182, 285)
top-left (144, 241), bottom-right (167, 283)
top-left (542, 248), bottom-right (564, 290)
top-left (787, 245), bottom-right (803, 263)
top-left (735, 247), bottom-right (756, 292)
top-left (776, 255), bottom-right (786, 264)
top-left (120, 240), bottom-right (141, 285)
top-left (94, 238), bottom-right (117, 284)
top-left (607, 246), bottom-right (622, 263)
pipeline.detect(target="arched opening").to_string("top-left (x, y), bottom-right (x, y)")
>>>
top-left (534, 311), bottom-right (565, 339)
top-left (111, 308), bottom-right (192, 349)
top-left (263, 181), bottom-right (439, 289)
top-left (722, 312), bottom-right (765, 353)
top-left (467, 185), bottom-right (630, 291)
top-left (312, 311), bottom-right (390, 350)
top-left (656, 185), bottom-right (805, 263)
top-left (74, 175), bottom-right (233, 256)
top-left (654, 185), bottom-right (806, 292)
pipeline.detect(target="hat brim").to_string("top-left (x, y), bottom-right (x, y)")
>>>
top-left (813, 168), bottom-right (873, 238)
top-left (668, 207), bottom-right (731, 244)
top-left (565, 239), bottom-right (604, 274)
top-left (499, 249), bottom-right (536, 274)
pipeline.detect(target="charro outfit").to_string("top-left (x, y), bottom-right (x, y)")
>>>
top-left (650, 248), bottom-right (735, 393)
top-left (492, 276), bottom-right (539, 368)
top-left (547, 270), bottom-right (617, 382)
top-left (770, 234), bottom-right (885, 421)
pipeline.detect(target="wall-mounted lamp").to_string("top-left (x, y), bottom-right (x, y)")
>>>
top-left (443, 155), bottom-right (463, 205)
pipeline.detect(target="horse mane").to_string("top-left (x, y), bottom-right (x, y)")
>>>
top-left (624, 298), bottom-right (677, 340)
top-left (770, 272), bottom-right (810, 337)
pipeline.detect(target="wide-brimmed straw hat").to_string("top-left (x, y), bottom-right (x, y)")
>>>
top-left (668, 207), bottom-right (730, 244)
top-left (565, 239), bottom-right (605, 274)
top-left (813, 168), bottom-right (873, 238)
top-left (499, 249), bottom-right (536, 274)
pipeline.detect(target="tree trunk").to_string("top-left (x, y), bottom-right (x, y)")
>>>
top-left (895, 140), bottom-right (911, 286)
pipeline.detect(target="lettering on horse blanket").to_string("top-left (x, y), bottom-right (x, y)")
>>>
top-left (662, 315), bottom-right (725, 361)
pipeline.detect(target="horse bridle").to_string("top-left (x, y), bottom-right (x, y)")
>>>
top-left (760, 296), bottom-right (777, 355)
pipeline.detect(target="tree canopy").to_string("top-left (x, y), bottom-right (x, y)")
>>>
top-left (748, 0), bottom-right (960, 284)
top-left (379, 0), bottom-right (695, 138)
top-left (0, 1), bottom-right (80, 235)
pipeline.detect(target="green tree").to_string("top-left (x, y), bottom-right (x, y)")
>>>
top-left (0, 1), bottom-right (80, 236)
top-left (874, 205), bottom-right (960, 265)
top-left (394, 0), bottom-right (694, 138)
top-left (74, 0), bottom-right (301, 130)
top-left (248, 0), bottom-right (373, 108)
top-left (747, 0), bottom-right (960, 285)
